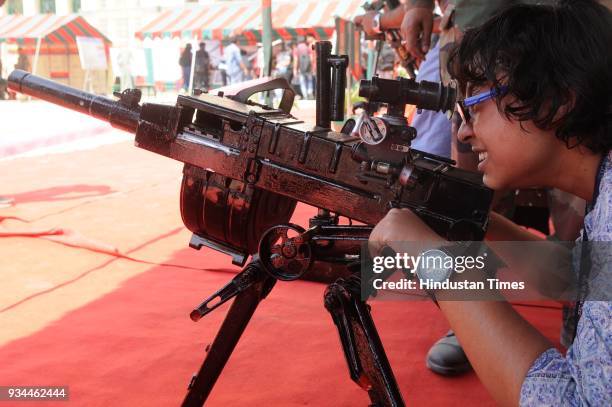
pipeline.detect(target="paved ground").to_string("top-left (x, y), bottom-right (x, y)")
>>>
top-left (1, 100), bottom-right (123, 159)
top-left (0, 96), bottom-right (317, 161)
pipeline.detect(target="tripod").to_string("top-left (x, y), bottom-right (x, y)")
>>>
top-left (181, 212), bottom-right (405, 407)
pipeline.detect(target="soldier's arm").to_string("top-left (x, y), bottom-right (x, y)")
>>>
top-left (400, 0), bottom-right (435, 60)
top-left (354, 6), bottom-right (407, 36)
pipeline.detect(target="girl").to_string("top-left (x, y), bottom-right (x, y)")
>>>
top-left (369, 1), bottom-right (611, 405)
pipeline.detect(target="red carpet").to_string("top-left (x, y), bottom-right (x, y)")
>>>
top-left (0, 141), bottom-right (563, 406)
top-left (0, 211), bottom-right (563, 407)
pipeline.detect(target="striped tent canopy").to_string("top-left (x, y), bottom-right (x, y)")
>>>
top-left (239, 0), bottom-right (365, 43)
top-left (136, 1), bottom-right (264, 42)
top-left (135, 0), bottom-right (365, 44)
top-left (0, 14), bottom-right (111, 54)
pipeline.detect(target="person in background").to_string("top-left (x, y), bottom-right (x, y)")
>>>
top-left (378, 43), bottom-right (396, 80)
top-left (0, 55), bottom-right (7, 100)
top-left (14, 48), bottom-right (30, 72)
top-left (253, 46), bottom-right (266, 78)
top-left (224, 38), bottom-right (247, 85)
top-left (273, 42), bottom-right (293, 100)
top-left (217, 58), bottom-right (228, 86)
top-left (178, 44), bottom-right (193, 93)
top-left (194, 42), bottom-right (210, 91)
top-left (293, 36), bottom-right (314, 99)
top-left (117, 48), bottom-right (133, 91)
top-left (275, 42), bottom-right (293, 83)
top-left (288, 42), bottom-right (300, 91)
top-left (305, 35), bottom-right (317, 96)
top-left (241, 49), bottom-right (253, 81)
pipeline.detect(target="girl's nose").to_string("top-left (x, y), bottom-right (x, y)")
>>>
top-left (457, 120), bottom-right (475, 144)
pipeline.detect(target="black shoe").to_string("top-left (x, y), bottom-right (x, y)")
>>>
top-left (426, 330), bottom-right (472, 376)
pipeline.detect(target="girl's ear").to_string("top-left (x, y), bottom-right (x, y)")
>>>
top-left (551, 91), bottom-right (576, 125)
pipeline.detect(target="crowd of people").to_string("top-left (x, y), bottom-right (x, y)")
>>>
top-left (177, 35), bottom-right (318, 99)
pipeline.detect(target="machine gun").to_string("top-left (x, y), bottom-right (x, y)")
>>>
top-left (8, 41), bottom-right (492, 406)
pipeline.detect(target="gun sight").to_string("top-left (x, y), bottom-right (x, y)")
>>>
top-left (359, 77), bottom-right (456, 114)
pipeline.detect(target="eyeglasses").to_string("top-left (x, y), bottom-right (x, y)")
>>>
top-left (456, 86), bottom-right (508, 124)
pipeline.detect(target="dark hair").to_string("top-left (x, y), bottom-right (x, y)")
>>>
top-left (448, 0), bottom-right (612, 153)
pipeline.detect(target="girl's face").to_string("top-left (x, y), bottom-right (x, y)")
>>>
top-left (457, 83), bottom-right (563, 190)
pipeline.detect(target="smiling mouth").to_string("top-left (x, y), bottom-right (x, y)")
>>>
top-left (475, 151), bottom-right (488, 171)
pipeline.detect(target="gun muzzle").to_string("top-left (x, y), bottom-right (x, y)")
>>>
top-left (8, 69), bottom-right (140, 134)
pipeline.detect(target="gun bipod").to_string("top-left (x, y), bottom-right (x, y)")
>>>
top-left (183, 220), bottom-right (404, 406)
top-left (324, 273), bottom-right (405, 407)
top-left (182, 260), bottom-right (275, 407)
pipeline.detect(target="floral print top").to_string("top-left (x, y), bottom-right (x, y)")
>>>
top-left (520, 151), bottom-right (612, 406)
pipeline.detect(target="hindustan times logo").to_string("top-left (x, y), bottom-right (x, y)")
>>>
top-left (372, 251), bottom-right (487, 274)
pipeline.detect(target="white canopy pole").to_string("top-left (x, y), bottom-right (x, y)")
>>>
top-left (32, 36), bottom-right (42, 75)
top-left (188, 37), bottom-right (196, 94)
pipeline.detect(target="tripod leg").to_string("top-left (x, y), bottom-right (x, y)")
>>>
top-left (182, 261), bottom-right (275, 407)
top-left (324, 276), bottom-right (405, 407)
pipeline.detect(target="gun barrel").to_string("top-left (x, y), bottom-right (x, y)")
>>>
top-left (7, 69), bottom-right (140, 133)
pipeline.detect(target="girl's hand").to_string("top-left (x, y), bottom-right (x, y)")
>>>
top-left (368, 208), bottom-right (442, 256)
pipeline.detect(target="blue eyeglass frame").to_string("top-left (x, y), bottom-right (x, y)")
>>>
top-left (456, 86), bottom-right (508, 123)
